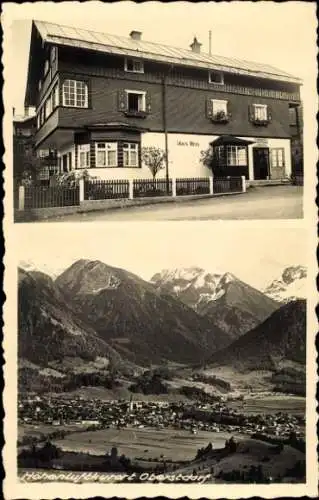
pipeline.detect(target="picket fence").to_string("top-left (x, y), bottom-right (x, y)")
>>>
top-left (16, 176), bottom-right (246, 210)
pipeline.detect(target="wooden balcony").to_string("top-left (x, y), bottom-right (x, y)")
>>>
top-left (59, 62), bottom-right (301, 103)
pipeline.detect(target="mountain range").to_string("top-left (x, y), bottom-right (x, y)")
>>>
top-left (18, 260), bottom-right (307, 395)
top-left (151, 267), bottom-right (279, 339)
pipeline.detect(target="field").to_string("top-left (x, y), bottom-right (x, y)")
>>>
top-left (18, 423), bottom-right (89, 442)
top-left (228, 395), bottom-right (306, 416)
top-left (52, 427), bottom-right (247, 461)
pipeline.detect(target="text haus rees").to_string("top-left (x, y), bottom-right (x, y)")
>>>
top-left (25, 20), bottom-right (303, 182)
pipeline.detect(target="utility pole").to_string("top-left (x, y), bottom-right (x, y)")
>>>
top-left (162, 75), bottom-right (169, 194)
top-left (162, 65), bottom-right (174, 194)
top-left (209, 30), bottom-right (212, 56)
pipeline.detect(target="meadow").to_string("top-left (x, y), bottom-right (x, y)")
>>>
top-left (52, 427), bottom-right (246, 461)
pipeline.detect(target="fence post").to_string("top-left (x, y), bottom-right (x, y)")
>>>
top-left (172, 178), bottom-right (176, 197)
top-left (79, 178), bottom-right (85, 202)
top-left (241, 176), bottom-right (246, 193)
top-left (129, 179), bottom-right (134, 200)
top-left (209, 176), bottom-right (214, 195)
top-left (18, 185), bottom-right (25, 211)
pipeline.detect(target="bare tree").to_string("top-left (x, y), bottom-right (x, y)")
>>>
top-left (141, 146), bottom-right (166, 180)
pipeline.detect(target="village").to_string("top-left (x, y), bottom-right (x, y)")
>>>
top-left (18, 394), bottom-right (305, 444)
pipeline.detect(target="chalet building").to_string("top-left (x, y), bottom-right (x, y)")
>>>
top-left (13, 107), bottom-right (36, 184)
top-left (24, 20), bottom-right (303, 182)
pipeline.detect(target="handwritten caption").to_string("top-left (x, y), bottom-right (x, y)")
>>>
top-left (20, 471), bottom-right (212, 484)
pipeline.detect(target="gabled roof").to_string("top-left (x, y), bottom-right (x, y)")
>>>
top-left (33, 20), bottom-right (301, 84)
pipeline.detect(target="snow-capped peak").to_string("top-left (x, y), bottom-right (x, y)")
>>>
top-left (151, 267), bottom-right (206, 284)
top-left (151, 267), bottom-right (241, 310)
top-left (264, 266), bottom-right (307, 303)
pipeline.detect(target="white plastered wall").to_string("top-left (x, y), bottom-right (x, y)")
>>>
top-left (69, 133), bottom-right (291, 181)
top-left (142, 132), bottom-right (216, 179)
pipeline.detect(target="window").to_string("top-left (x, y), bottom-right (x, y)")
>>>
top-left (44, 60), bottom-right (49, 76)
top-left (271, 148), bottom-right (285, 168)
top-left (208, 71), bottom-right (224, 85)
top-left (95, 143), bottom-right (118, 167)
top-left (123, 143), bottom-right (139, 167)
top-left (253, 104), bottom-right (268, 121)
top-left (45, 95), bottom-right (52, 118)
top-left (52, 83), bottom-right (59, 109)
top-left (68, 152), bottom-right (73, 170)
top-left (62, 80), bottom-right (88, 108)
top-left (78, 144), bottom-right (90, 169)
top-left (51, 46), bottom-right (57, 63)
top-left (289, 106), bottom-right (297, 126)
top-left (126, 91), bottom-right (146, 113)
top-left (212, 99), bottom-right (228, 116)
top-left (215, 145), bottom-right (247, 166)
top-left (124, 58), bottom-right (144, 73)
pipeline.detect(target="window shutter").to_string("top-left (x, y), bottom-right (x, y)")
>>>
top-left (248, 104), bottom-right (254, 122)
top-left (267, 105), bottom-right (273, 122)
top-left (146, 92), bottom-right (152, 114)
top-left (118, 90), bottom-right (127, 112)
top-left (206, 98), bottom-right (214, 118)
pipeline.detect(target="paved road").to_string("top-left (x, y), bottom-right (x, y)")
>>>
top-left (49, 185), bottom-right (303, 221)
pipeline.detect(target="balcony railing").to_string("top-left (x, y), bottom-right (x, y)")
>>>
top-left (66, 63), bottom-right (301, 103)
top-left (204, 82), bottom-right (300, 102)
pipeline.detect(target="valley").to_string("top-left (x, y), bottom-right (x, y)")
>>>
top-left (17, 260), bottom-right (307, 483)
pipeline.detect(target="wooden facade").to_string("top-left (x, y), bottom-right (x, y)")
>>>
top-left (25, 22), bottom-right (302, 181)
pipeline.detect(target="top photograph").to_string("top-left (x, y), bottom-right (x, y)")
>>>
top-left (9, 3), bottom-right (312, 222)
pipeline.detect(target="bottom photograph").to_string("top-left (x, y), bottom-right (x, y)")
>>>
top-left (16, 224), bottom-right (307, 485)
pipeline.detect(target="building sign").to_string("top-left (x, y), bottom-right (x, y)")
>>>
top-left (253, 138), bottom-right (269, 146)
top-left (177, 140), bottom-right (200, 147)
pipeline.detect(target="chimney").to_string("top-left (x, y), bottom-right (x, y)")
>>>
top-left (130, 30), bottom-right (142, 41)
top-left (190, 36), bottom-right (202, 54)
top-left (13, 107), bottom-right (15, 117)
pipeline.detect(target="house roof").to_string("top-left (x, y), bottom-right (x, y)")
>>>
top-left (33, 20), bottom-right (302, 84)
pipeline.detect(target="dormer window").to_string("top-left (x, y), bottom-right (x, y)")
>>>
top-left (208, 71), bottom-right (224, 85)
top-left (124, 58), bottom-right (144, 74)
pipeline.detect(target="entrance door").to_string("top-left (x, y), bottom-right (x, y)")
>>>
top-left (253, 147), bottom-right (270, 180)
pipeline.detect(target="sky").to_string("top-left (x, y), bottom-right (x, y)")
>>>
top-left (4, 1), bottom-right (317, 114)
top-left (16, 222), bottom-right (306, 290)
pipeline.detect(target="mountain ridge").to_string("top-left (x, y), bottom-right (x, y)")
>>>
top-left (151, 266), bottom-right (279, 339)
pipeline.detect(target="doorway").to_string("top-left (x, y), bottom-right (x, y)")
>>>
top-left (253, 147), bottom-right (270, 180)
